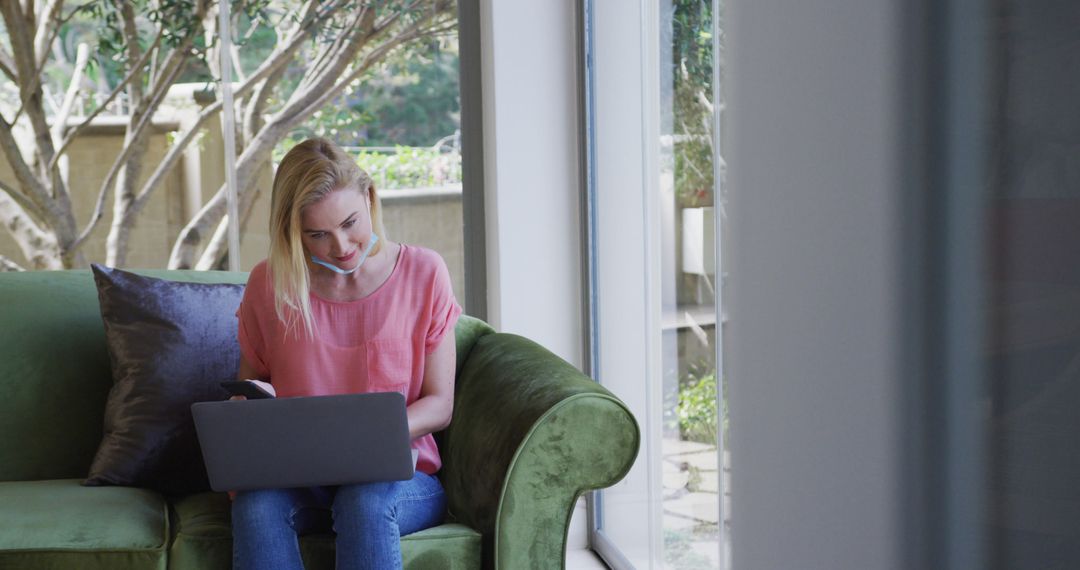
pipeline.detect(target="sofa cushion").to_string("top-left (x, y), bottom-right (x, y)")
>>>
top-left (0, 479), bottom-right (168, 570)
top-left (0, 271), bottom-right (115, 481)
top-left (301, 524), bottom-right (483, 569)
top-left (168, 491), bottom-right (482, 569)
top-left (400, 524), bottom-right (484, 569)
top-left (84, 265), bottom-right (245, 495)
top-left (166, 492), bottom-right (232, 570)
top-left (453, 315), bottom-right (496, 377)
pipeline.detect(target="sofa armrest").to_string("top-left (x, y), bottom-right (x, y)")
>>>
top-left (439, 333), bottom-right (639, 569)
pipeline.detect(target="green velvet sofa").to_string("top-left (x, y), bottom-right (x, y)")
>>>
top-left (0, 269), bottom-right (639, 569)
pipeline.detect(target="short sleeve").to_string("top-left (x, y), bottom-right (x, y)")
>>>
top-left (425, 254), bottom-right (463, 354)
top-left (237, 267), bottom-right (271, 378)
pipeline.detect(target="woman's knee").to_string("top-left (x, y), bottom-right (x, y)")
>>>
top-left (333, 482), bottom-right (394, 521)
top-left (232, 488), bottom-right (296, 523)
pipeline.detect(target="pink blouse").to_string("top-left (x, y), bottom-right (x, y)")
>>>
top-left (236, 244), bottom-right (462, 475)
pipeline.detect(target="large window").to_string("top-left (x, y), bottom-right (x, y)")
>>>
top-left (0, 2), bottom-right (465, 290)
top-left (657, 1), bottom-right (727, 568)
top-left (586, 1), bottom-right (727, 567)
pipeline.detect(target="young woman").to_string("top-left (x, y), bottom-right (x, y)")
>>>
top-left (230, 137), bottom-right (461, 569)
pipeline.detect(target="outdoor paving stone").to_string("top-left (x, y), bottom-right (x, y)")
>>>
top-left (662, 513), bottom-right (700, 531)
top-left (663, 492), bottom-right (720, 525)
top-left (690, 541), bottom-right (722, 569)
top-left (662, 438), bottom-right (716, 456)
top-left (694, 470), bottom-right (720, 494)
top-left (663, 457), bottom-right (682, 474)
top-left (680, 449), bottom-right (721, 472)
top-left (663, 459), bottom-right (690, 492)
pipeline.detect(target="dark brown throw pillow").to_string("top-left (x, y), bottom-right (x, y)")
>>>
top-left (83, 265), bottom-right (243, 495)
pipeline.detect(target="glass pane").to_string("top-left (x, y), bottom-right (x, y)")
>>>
top-left (660, 1), bottom-right (726, 568)
top-left (986, 1), bottom-right (1080, 567)
top-left (0, 6), bottom-right (461, 281)
top-left (590, 1), bottom-right (725, 566)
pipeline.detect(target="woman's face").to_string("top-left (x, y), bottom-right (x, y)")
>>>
top-left (299, 186), bottom-right (374, 272)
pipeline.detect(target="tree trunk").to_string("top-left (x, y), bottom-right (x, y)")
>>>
top-left (103, 156), bottom-right (145, 265)
top-left (0, 191), bottom-right (62, 269)
top-left (168, 132), bottom-right (280, 269)
top-left (104, 122), bottom-right (151, 267)
top-left (194, 151), bottom-right (271, 269)
top-left (0, 255), bottom-right (25, 271)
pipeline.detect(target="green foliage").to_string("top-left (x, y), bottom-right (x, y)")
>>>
top-left (663, 527), bottom-right (717, 570)
top-left (361, 45), bottom-right (460, 146)
top-left (276, 35), bottom-right (462, 190)
top-left (82, 0), bottom-right (207, 58)
top-left (353, 146), bottom-right (461, 190)
top-left (676, 366), bottom-right (726, 446)
top-left (283, 38), bottom-right (460, 149)
top-left (67, 0), bottom-right (276, 96)
top-left (672, 0), bottom-right (714, 94)
top-left (671, 0), bottom-right (715, 208)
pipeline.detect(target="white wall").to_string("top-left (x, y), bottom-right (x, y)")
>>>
top-left (479, 0), bottom-right (583, 367)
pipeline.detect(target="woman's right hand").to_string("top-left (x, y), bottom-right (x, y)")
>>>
top-left (229, 379), bottom-right (277, 401)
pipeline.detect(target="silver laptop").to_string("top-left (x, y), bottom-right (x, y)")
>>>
top-left (191, 392), bottom-right (415, 492)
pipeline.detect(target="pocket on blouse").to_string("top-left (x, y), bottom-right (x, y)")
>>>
top-left (365, 338), bottom-right (414, 397)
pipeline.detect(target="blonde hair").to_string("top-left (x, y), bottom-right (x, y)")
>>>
top-left (268, 137), bottom-right (386, 337)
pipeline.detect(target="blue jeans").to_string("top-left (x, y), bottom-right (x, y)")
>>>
top-left (231, 472), bottom-right (446, 570)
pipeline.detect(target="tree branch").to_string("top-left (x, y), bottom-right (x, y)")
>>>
top-left (71, 53), bottom-right (189, 252)
top-left (287, 13), bottom-right (455, 129)
top-left (169, 129), bottom-right (282, 269)
top-left (168, 183), bottom-right (226, 268)
top-left (126, 6), bottom-right (333, 212)
top-left (0, 174), bottom-right (47, 224)
top-left (0, 45), bottom-right (17, 81)
top-left (249, 0), bottom-right (340, 133)
top-left (229, 43), bottom-right (247, 83)
top-left (1, 1), bottom-right (59, 171)
top-left (119, 51), bottom-right (187, 198)
top-left (0, 187), bottom-right (58, 270)
top-left (11, 0), bottom-right (74, 126)
top-left (47, 30), bottom-right (164, 171)
top-left (194, 153), bottom-right (270, 269)
top-left (195, 215), bottom-right (231, 270)
top-left (278, 8), bottom-right (379, 124)
top-left (119, 2), bottom-right (144, 106)
top-left (66, 30), bottom-right (191, 246)
top-left (0, 114), bottom-right (52, 214)
top-left (0, 254), bottom-right (26, 271)
top-left (302, 6), bottom-right (366, 88)
top-left (257, 0), bottom-right (343, 82)
top-left (309, 0), bottom-right (420, 87)
top-left (143, 37), bottom-right (193, 113)
top-left (243, 63), bottom-right (287, 144)
top-left (33, 0), bottom-right (63, 68)
top-left (50, 42), bottom-right (88, 149)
